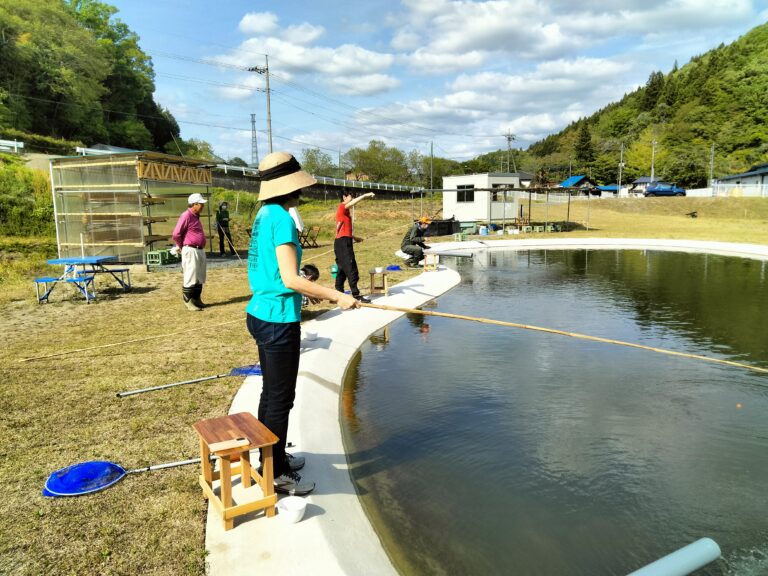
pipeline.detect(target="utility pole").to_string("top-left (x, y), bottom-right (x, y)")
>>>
top-left (505, 130), bottom-right (517, 172)
top-left (709, 143), bottom-right (715, 188)
top-left (430, 141), bottom-right (434, 190)
top-left (650, 139), bottom-right (657, 183)
top-left (617, 142), bottom-right (624, 195)
top-left (250, 113), bottom-right (259, 167)
top-left (248, 56), bottom-right (273, 154)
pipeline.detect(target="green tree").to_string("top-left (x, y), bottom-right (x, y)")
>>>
top-left (179, 138), bottom-right (216, 160)
top-left (0, 0), bottom-right (110, 141)
top-left (343, 140), bottom-right (409, 184)
top-left (65, 0), bottom-right (178, 150)
top-left (574, 122), bottom-right (595, 168)
top-left (300, 148), bottom-right (337, 177)
top-left (641, 71), bottom-right (665, 111)
top-left (227, 156), bottom-right (248, 167)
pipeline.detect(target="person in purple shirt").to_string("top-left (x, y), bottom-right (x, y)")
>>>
top-left (172, 192), bottom-right (208, 311)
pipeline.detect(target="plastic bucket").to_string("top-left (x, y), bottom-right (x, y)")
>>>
top-left (479, 226), bottom-right (488, 236)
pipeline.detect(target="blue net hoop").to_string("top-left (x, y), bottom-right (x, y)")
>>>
top-left (43, 461), bottom-right (127, 497)
top-left (229, 364), bottom-right (262, 377)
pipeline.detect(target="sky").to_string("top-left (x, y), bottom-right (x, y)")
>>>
top-left (107, 0), bottom-right (768, 166)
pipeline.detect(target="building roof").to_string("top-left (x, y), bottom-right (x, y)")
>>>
top-left (487, 171), bottom-right (535, 179)
top-left (559, 175), bottom-right (593, 187)
top-left (596, 185), bottom-right (618, 192)
top-left (718, 163), bottom-right (768, 182)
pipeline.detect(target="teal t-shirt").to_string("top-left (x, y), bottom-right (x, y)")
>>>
top-left (246, 204), bottom-right (303, 322)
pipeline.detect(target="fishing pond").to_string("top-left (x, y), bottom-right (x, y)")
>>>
top-left (341, 249), bottom-right (768, 575)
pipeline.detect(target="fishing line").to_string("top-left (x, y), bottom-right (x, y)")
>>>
top-left (360, 302), bottom-right (768, 375)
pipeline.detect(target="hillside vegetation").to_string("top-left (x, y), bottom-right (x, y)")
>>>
top-left (0, 0), bottom-right (195, 155)
top-left (524, 23), bottom-right (768, 187)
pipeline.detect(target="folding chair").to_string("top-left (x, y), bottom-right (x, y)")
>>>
top-left (298, 228), bottom-right (309, 247)
top-left (305, 226), bottom-right (321, 248)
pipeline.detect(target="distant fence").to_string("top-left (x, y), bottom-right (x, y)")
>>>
top-left (712, 182), bottom-right (768, 198)
top-left (0, 139), bottom-right (25, 153)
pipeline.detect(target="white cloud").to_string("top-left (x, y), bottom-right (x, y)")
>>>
top-left (282, 23), bottom-right (325, 45)
top-left (391, 30), bottom-right (422, 51)
top-left (185, 1), bottom-right (766, 161)
top-left (214, 74), bottom-right (265, 101)
top-left (329, 74), bottom-right (401, 96)
top-left (407, 49), bottom-right (486, 74)
top-left (238, 12), bottom-right (279, 35)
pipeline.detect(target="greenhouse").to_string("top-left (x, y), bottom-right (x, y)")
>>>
top-left (49, 152), bottom-right (214, 263)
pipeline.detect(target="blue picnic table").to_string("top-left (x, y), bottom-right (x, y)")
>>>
top-left (35, 256), bottom-right (132, 303)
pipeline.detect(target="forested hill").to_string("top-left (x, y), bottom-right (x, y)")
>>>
top-left (525, 22), bottom-right (768, 187)
top-left (0, 0), bottom-right (185, 155)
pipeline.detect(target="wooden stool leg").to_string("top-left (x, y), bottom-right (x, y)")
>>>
top-left (241, 449), bottom-right (252, 488)
top-left (220, 458), bottom-right (234, 530)
top-left (199, 437), bottom-right (212, 494)
top-left (261, 446), bottom-right (276, 518)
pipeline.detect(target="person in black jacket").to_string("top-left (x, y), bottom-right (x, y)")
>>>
top-left (401, 216), bottom-right (431, 267)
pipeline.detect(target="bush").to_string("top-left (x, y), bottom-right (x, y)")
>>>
top-left (0, 154), bottom-right (54, 236)
top-left (0, 128), bottom-right (82, 155)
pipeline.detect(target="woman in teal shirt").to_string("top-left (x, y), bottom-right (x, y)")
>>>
top-left (246, 152), bottom-right (359, 496)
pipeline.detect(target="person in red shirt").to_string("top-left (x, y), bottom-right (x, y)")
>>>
top-left (334, 191), bottom-right (375, 303)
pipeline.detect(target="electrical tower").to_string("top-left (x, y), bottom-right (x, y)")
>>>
top-left (505, 130), bottom-right (517, 172)
top-left (250, 113), bottom-right (259, 167)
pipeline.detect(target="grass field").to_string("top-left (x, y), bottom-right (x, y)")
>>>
top-left (1, 196), bottom-right (767, 574)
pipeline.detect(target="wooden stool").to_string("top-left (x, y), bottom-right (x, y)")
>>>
top-left (424, 253), bottom-right (439, 271)
top-left (192, 412), bottom-right (279, 530)
top-left (369, 269), bottom-right (390, 296)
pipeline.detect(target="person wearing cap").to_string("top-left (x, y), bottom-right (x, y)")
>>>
top-left (334, 190), bottom-right (376, 303)
top-left (215, 201), bottom-right (235, 257)
top-left (248, 151), bottom-right (360, 496)
top-left (401, 216), bottom-right (432, 267)
top-left (172, 192), bottom-right (208, 311)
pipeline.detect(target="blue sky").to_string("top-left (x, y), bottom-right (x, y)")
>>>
top-left (108, 0), bottom-right (768, 165)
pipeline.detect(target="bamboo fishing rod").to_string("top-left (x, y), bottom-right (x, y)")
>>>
top-left (360, 302), bottom-right (768, 375)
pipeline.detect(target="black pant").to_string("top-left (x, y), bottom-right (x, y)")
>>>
top-left (334, 236), bottom-right (360, 296)
top-left (402, 243), bottom-right (425, 263)
top-left (218, 225), bottom-right (234, 254)
top-left (246, 314), bottom-right (301, 478)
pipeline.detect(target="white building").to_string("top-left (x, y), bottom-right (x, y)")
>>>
top-left (714, 163), bottom-right (768, 197)
top-left (442, 172), bottom-right (533, 222)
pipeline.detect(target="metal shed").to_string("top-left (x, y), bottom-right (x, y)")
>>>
top-left (49, 152), bottom-right (213, 263)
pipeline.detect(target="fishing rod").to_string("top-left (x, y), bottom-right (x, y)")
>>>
top-left (359, 302), bottom-right (768, 375)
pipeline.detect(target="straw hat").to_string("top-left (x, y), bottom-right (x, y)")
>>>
top-left (418, 216), bottom-right (432, 225)
top-left (258, 152), bottom-right (317, 201)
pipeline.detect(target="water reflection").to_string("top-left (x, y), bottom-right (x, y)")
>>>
top-left (341, 250), bottom-right (768, 575)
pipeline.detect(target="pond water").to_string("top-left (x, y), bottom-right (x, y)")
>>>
top-left (341, 249), bottom-right (768, 576)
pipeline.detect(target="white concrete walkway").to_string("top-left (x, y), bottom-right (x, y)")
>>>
top-left (204, 238), bottom-right (768, 575)
top-left (205, 265), bottom-right (461, 576)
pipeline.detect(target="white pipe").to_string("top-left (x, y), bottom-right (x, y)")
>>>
top-left (628, 538), bottom-right (721, 576)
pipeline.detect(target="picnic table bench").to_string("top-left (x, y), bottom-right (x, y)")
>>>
top-left (35, 256), bottom-right (131, 303)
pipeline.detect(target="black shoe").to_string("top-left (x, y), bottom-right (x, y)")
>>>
top-left (286, 452), bottom-right (305, 471)
top-left (354, 295), bottom-right (372, 304)
top-left (274, 469), bottom-right (315, 495)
